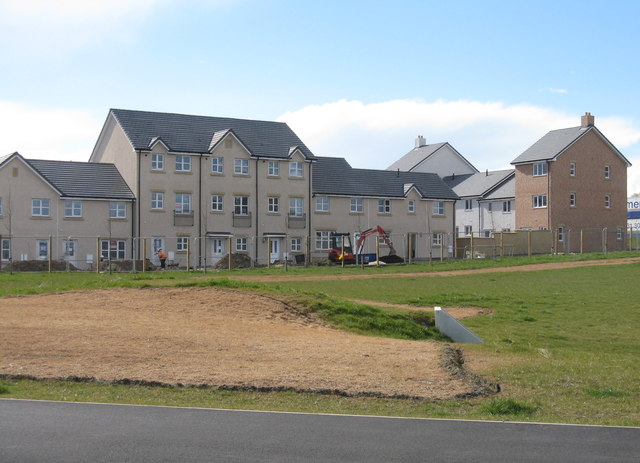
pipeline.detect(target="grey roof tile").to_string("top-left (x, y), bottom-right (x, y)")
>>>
top-left (484, 177), bottom-right (515, 200)
top-left (27, 159), bottom-right (135, 200)
top-left (443, 169), bottom-right (514, 198)
top-left (313, 157), bottom-right (458, 200)
top-left (511, 126), bottom-right (587, 164)
top-left (111, 108), bottom-right (316, 160)
top-left (386, 143), bottom-right (448, 171)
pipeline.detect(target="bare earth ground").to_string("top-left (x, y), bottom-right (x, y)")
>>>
top-left (1, 288), bottom-right (476, 399)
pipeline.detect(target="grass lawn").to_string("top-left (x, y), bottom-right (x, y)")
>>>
top-left (1, 253), bottom-right (639, 426)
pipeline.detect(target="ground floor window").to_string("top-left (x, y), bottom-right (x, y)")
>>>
top-left (1, 238), bottom-right (10, 261)
top-left (557, 227), bottom-right (564, 242)
top-left (63, 240), bottom-right (77, 259)
top-left (177, 237), bottom-right (189, 252)
top-left (617, 227), bottom-right (623, 241)
top-left (153, 238), bottom-right (164, 254)
top-left (101, 240), bottom-right (126, 260)
top-left (235, 237), bottom-right (248, 252)
top-left (315, 231), bottom-right (331, 250)
top-left (290, 237), bottom-right (302, 252)
top-left (432, 233), bottom-right (442, 246)
top-left (464, 225), bottom-right (472, 236)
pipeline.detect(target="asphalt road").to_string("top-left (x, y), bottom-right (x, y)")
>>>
top-left (1, 399), bottom-right (638, 462)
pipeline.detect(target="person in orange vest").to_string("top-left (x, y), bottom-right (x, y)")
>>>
top-left (157, 248), bottom-right (168, 269)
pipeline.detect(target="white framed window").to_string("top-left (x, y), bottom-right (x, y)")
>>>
top-left (617, 227), bottom-right (623, 241)
top-left (408, 200), bottom-right (415, 213)
top-left (64, 200), bottom-right (82, 217)
top-left (0, 238), bottom-right (11, 260)
top-left (502, 201), bottom-right (511, 213)
top-left (289, 198), bottom-right (303, 217)
top-left (315, 196), bottom-right (329, 212)
top-left (432, 233), bottom-right (442, 246)
top-left (267, 196), bottom-right (279, 213)
top-left (350, 198), bottom-right (363, 213)
top-left (533, 162), bottom-right (547, 176)
top-left (0, 196), bottom-right (3, 216)
top-left (212, 239), bottom-right (224, 255)
top-left (109, 201), bottom-right (126, 219)
top-left (151, 153), bottom-right (164, 171)
top-left (151, 192), bottom-right (164, 210)
top-left (37, 240), bottom-right (49, 260)
top-left (604, 165), bottom-right (611, 179)
top-left (464, 199), bottom-right (473, 211)
top-left (558, 227), bottom-right (564, 242)
top-left (234, 158), bottom-right (249, 175)
top-left (464, 225), bottom-right (472, 236)
top-left (315, 231), bottom-right (331, 250)
top-left (1, 238), bottom-right (10, 261)
top-left (433, 201), bottom-right (445, 216)
top-left (235, 237), bottom-right (248, 252)
top-left (101, 240), bottom-right (126, 260)
top-left (234, 196), bottom-right (249, 215)
top-left (268, 161), bottom-right (280, 176)
top-left (533, 195), bottom-right (547, 208)
top-left (175, 193), bottom-right (192, 214)
top-left (32, 198), bottom-right (50, 217)
top-left (211, 194), bottom-right (223, 212)
top-left (569, 162), bottom-right (576, 177)
top-left (175, 155), bottom-right (191, 172)
top-left (289, 161), bottom-right (303, 177)
top-left (483, 230), bottom-right (492, 238)
top-left (290, 237), bottom-right (302, 252)
top-left (605, 195), bottom-right (611, 209)
top-left (177, 237), bottom-right (189, 252)
top-left (570, 193), bottom-right (576, 207)
top-left (378, 199), bottom-right (391, 214)
top-left (211, 157), bottom-right (224, 174)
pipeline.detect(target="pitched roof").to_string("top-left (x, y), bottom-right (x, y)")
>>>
top-left (511, 126), bottom-right (631, 166)
top-left (0, 152), bottom-right (134, 200)
top-left (387, 142), bottom-right (478, 173)
top-left (110, 108), bottom-right (316, 160)
top-left (313, 157), bottom-right (458, 200)
top-left (443, 169), bottom-right (514, 198)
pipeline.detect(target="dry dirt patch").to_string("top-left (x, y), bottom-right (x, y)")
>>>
top-left (1, 287), bottom-right (480, 399)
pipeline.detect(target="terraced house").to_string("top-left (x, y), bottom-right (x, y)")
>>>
top-left (0, 152), bottom-right (135, 268)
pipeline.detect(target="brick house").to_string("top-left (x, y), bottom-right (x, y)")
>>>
top-left (511, 113), bottom-right (631, 252)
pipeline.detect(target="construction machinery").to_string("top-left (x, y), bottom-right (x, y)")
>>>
top-left (356, 226), bottom-right (404, 264)
top-left (328, 232), bottom-right (356, 263)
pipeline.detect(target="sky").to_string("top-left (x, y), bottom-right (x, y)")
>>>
top-left (2, 0), bottom-right (640, 194)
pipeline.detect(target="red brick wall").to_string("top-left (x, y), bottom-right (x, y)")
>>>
top-left (514, 163), bottom-right (550, 229)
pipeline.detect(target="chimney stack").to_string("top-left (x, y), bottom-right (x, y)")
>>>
top-left (415, 135), bottom-right (426, 148)
top-left (581, 112), bottom-right (595, 127)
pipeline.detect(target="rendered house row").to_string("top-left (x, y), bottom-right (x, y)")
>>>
top-left (0, 110), bottom-right (629, 267)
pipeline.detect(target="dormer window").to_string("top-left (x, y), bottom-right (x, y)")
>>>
top-left (533, 162), bottom-right (547, 176)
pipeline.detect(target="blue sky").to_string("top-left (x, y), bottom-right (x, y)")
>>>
top-left (2, 0), bottom-right (640, 192)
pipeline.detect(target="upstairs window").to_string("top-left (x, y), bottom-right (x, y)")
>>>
top-left (464, 199), bottom-right (473, 210)
top-left (570, 193), bottom-right (576, 207)
top-left (503, 201), bottom-right (511, 213)
top-left (175, 194), bottom-right (192, 214)
top-left (569, 162), bottom-right (576, 177)
top-left (315, 196), bottom-right (329, 212)
top-left (109, 201), bottom-right (126, 219)
top-left (289, 161), bottom-right (303, 178)
top-left (350, 198), bottom-right (363, 213)
top-left (64, 200), bottom-right (82, 217)
top-left (175, 155), bottom-right (191, 172)
top-left (32, 198), bottom-right (50, 217)
top-left (533, 194), bottom-right (547, 208)
top-left (151, 192), bottom-right (164, 210)
top-left (268, 161), bottom-right (280, 176)
top-left (378, 199), bottom-right (391, 214)
top-left (433, 201), bottom-right (445, 216)
top-left (211, 194), bottom-right (223, 212)
top-left (604, 165), bottom-right (611, 179)
top-left (234, 158), bottom-right (249, 175)
top-left (267, 196), bottom-right (279, 213)
top-left (234, 196), bottom-right (249, 215)
top-left (151, 153), bottom-right (164, 171)
top-left (408, 200), bottom-right (415, 213)
top-left (211, 157), bottom-right (224, 174)
top-left (289, 198), bottom-right (303, 217)
top-left (533, 162), bottom-right (547, 176)
top-left (605, 195), bottom-right (611, 209)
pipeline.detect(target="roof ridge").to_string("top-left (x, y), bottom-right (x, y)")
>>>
top-left (111, 108), bottom-right (289, 126)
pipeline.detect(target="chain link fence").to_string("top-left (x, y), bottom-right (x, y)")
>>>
top-left (0, 228), bottom-right (635, 273)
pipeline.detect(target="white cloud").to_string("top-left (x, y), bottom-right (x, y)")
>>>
top-left (0, 101), bottom-right (102, 161)
top-left (278, 98), bottom-right (640, 192)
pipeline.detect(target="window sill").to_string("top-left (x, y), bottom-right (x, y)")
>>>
top-left (31, 216), bottom-right (52, 220)
top-left (109, 218), bottom-right (128, 222)
top-left (64, 217), bottom-right (84, 221)
top-left (175, 171), bottom-right (193, 175)
top-left (150, 170), bottom-right (166, 174)
top-left (315, 211), bottom-right (330, 214)
top-left (210, 172), bottom-right (224, 176)
top-left (288, 176), bottom-right (304, 180)
top-left (210, 210), bottom-right (224, 214)
top-left (349, 212), bottom-right (364, 215)
top-left (150, 209), bottom-right (166, 213)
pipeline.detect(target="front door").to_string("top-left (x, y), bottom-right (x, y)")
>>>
top-left (269, 238), bottom-right (281, 263)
